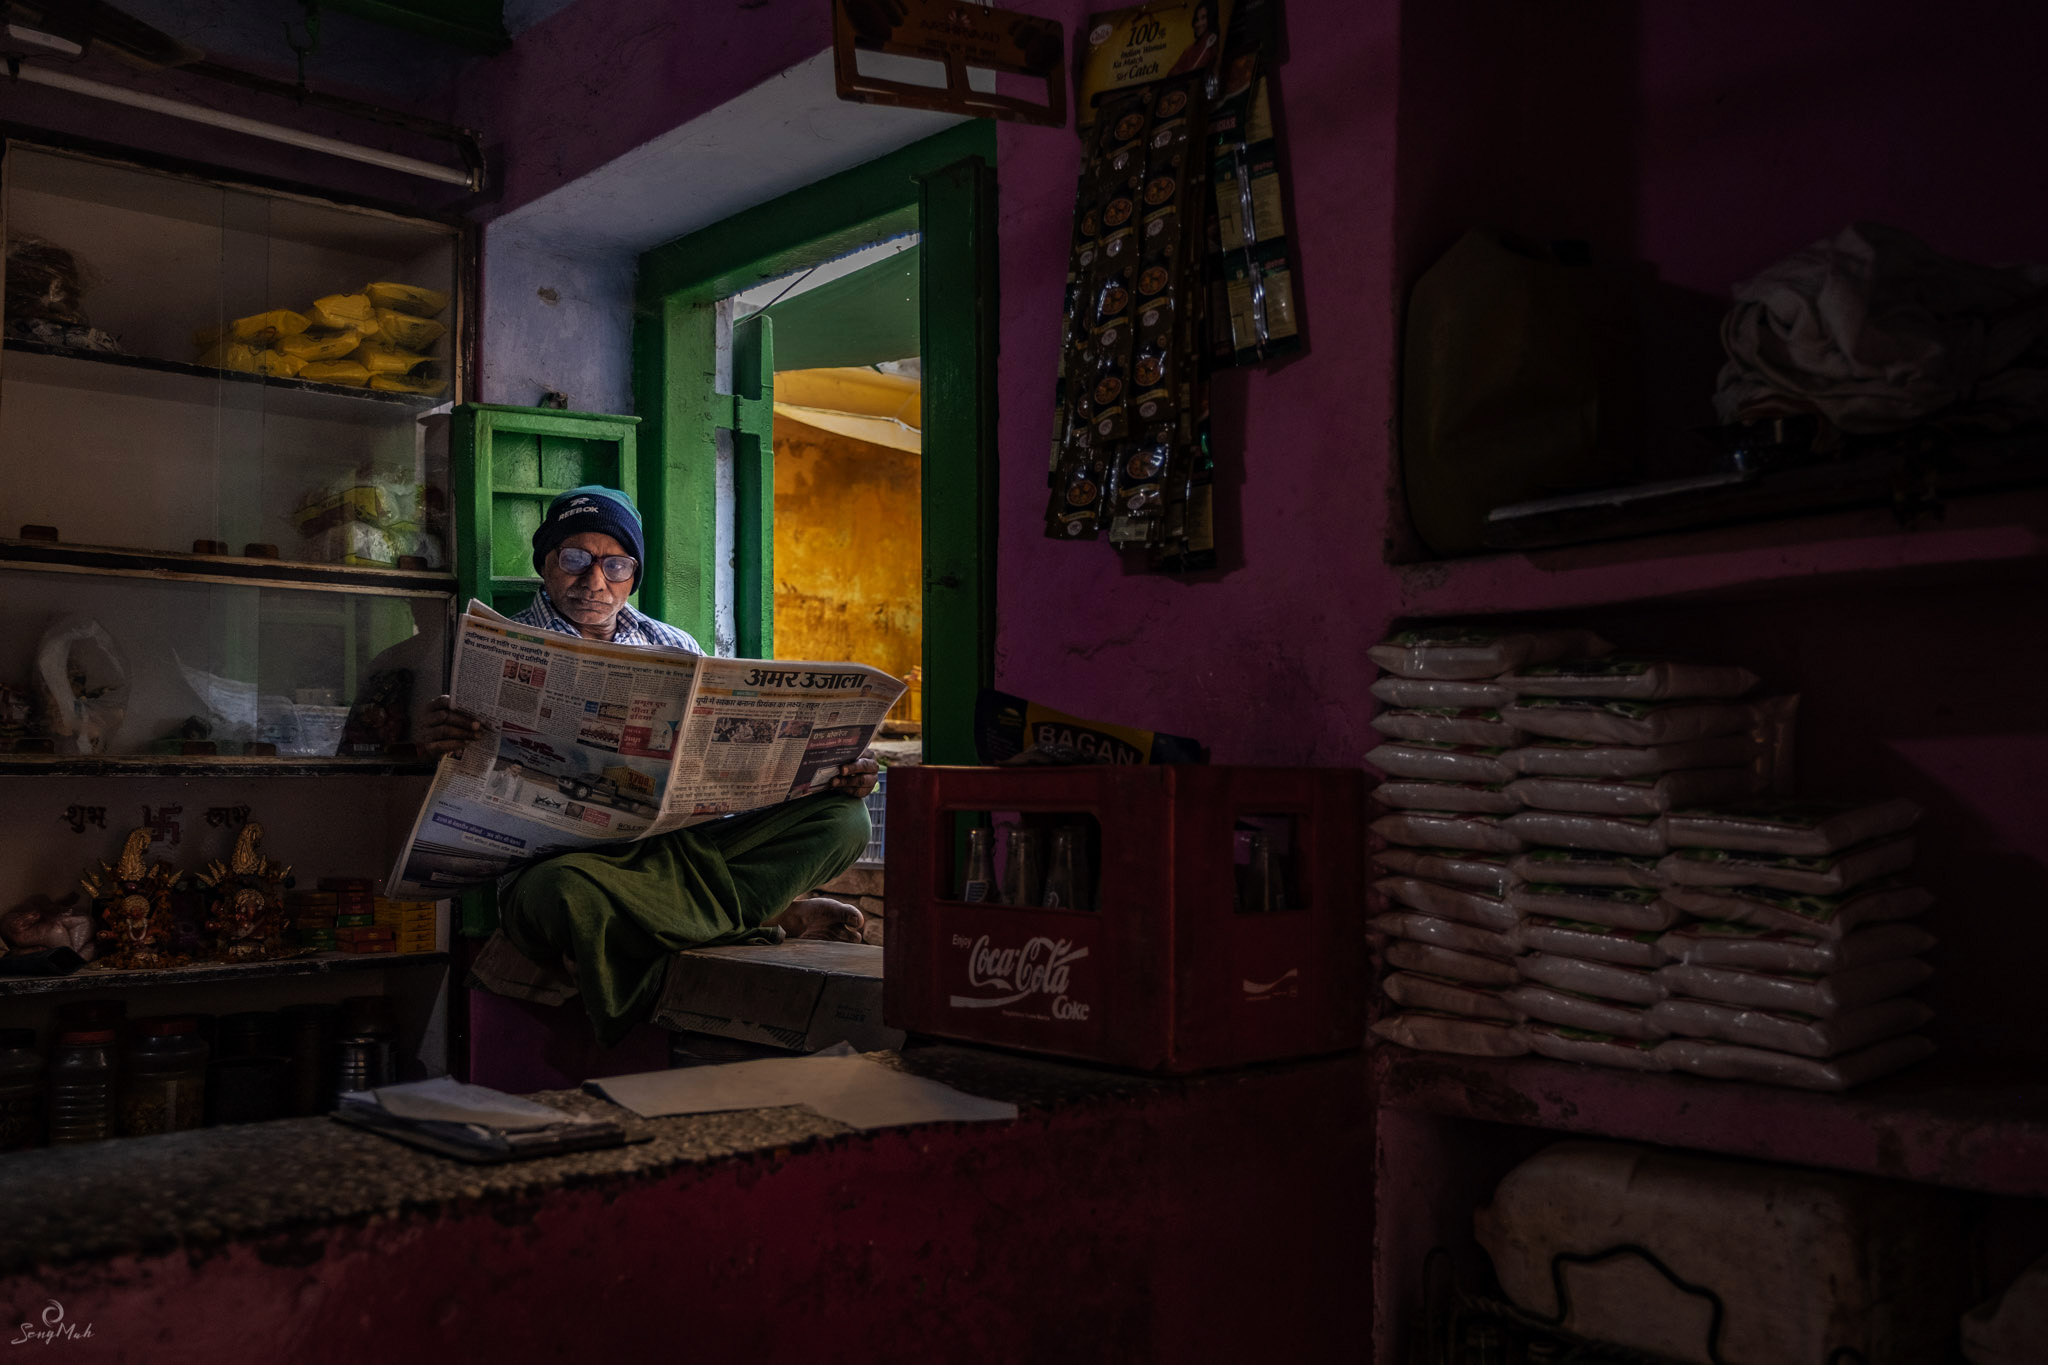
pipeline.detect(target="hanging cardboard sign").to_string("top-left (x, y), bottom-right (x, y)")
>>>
top-left (833, 0), bottom-right (1067, 128)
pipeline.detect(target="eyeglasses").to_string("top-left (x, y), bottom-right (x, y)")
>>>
top-left (554, 547), bottom-right (638, 582)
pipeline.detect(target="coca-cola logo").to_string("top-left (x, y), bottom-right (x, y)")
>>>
top-left (948, 934), bottom-right (1091, 1021)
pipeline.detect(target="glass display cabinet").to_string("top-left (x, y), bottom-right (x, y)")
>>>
top-left (0, 137), bottom-right (466, 771)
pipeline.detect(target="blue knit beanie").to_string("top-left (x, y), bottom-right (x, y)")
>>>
top-left (531, 485), bottom-right (645, 588)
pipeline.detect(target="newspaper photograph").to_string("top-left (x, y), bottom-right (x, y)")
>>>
top-left (388, 602), bottom-right (906, 894)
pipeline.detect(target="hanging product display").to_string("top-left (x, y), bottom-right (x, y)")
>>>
top-left (1205, 0), bottom-right (1298, 367)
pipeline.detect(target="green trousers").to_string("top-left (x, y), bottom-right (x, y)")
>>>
top-left (498, 792), bottom-right (871, 1045)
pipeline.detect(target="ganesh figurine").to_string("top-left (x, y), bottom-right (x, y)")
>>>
top-left (80, 828), bottom-right (182, 970)
top-left (197, 823), bottom-right (293, 962)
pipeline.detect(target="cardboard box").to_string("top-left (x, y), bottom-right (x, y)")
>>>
top-left (653, 940), bottom-right (901, 1053)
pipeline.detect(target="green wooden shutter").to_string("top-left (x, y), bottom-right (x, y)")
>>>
top-left (452, 403), bottom-right (643, 616)
top-left (727, 315), bottom-right (775, 659)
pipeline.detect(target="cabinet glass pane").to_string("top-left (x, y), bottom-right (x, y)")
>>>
top-left (0, 143), bottom-right (458, 570)
top-left (0, 568), bottom-right (448, 757)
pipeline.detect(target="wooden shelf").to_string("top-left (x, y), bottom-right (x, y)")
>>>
top-left (1393, 484), bottom-right (2048, 618)
top-left (2, 339), bottom-right (443, 424)
top-left (0, 950), bottom-right (449, 997)
top-left (0, 537), bottom-right (456, 595)
top-left (0, 754), bottom-right (436, 777)
top-left (1373, 1046), bottom-right (2048, 1199)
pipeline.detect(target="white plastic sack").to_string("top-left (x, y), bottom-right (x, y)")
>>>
top-left (1503, 697), bottom-right (1763, 746)
top-left (1520, 915), bottom-right (1668, 969)
top-left (1654, 958), bottom-right (1931, 1017)
top-left (1964, 1252), bottom-right (2048, 1365)
top-left (1369, 910), bottom-right (1519, 959)
top-left (1508, 733), bottom-right (1764, 780)
top-left (1370, 1009), bottom-right (1529, 1056)
top-left (1385, 939), bottom-right (1522, 987)
top-left (1370, 707), bottom-right (1525, 747)
top-left (1507, 767), bottom-right (1762, 817)
top-left (1374, 779), bottom-right (1522, 814)
top-left (1382, 970), bottom-right (1520, 1022)
top-left (1370, 811), bottom-right (1524, 854)
top-left (1369, 627), bottom-right (1612, 680)
top-left (1518, 951), bottom-right (1667, 1006)
top-left (1523, 1021), bottom-right (1670, 1071)
top-left (1372, 875), bottom-right (1520, 932)
top-left (1656, 919), bottom-right (1935, 973)
top-left (1504, 984), bottom-right (1667, 1040)
top-left (1662, 797), bottom-right (1923, 856)
top-left (1370, 675), bottom-right (1516, 710)
top-left (1649, 996), bottom-right (1932, 1059)
top-left (1374, 847), bottom-right (1517, 897)
top-left (1659, 839), bottom-right (1917, 896)
top-left (1505, 810), bottom-right (1668, 856)
top-left (1660, 879), bottom-right (1931, 938)
top-left (1367, 741), bottom-right (1517, 784)
top-left (1659, 1034), bottom-right (1934, 1091)
top-left (1501, 658), bottom-right (1759, 701)
top-left (1508, 884), bottom-right (1676, 933)
top-left (35, 615), bottom-right (129, 754)
top-left (1510, 848), bottom-right (1664, 888)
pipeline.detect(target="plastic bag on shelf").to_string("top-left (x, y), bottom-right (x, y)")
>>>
top-left (1385, 939), bottom-right (1523, 987)
top-left (1369, 910), bottom-right (1520, 960)
top-left (1522, 1021), bottom-right (1671, 1071)
top-left (1507, 733), bottom-right (1766, 780)
top-left (1656, 919), bottom-right (1935, 973)
top-left (1503, 984), bottom-right (1667, 1041)
top-left (1382, 970), bottom-right (1520, 1022)
top-left (1507, 766), bottom-right (1763, 816)
top-left (1518, 951), bottom-right (1668, 1006)
top-left (1370, 1009), bottom-right (1529, 1056)
top-left (1369, 675), bottom-right (1515, 710)
top-left (1372, 875), bottom-right (1520, 933)
top-left (1370, 707), bottom-right (1524, 747)
top-left (1649, 996), bottom-right (1932, 1059)
top-left (1507, 883), bottom-right (1677, 933)
top-left (1658, 840), bottom-right (1918, 897)
top-left (1662, 797), bottom-right (1923, 856)
top-left (1370, 810), bottom-right (1525, 854)
top-left (1373, 847), bottom-right (1517, 897)
top-left (1504, 810), bottom-right (1668, 857)
top-left (0, 892), bottom-right (96, 960)
top-left (1373, 779), bottom-right (1522, 814)
top-left (1502, 658), bottom-right (1759, 701)
top-left (1520, 915), bottom-right (1669, 969)
top-left (34, 616), bottom-right (128, 754)
top-left (1654, 958), bottom-right (1932, 1018)
top-left (1658, 1034), bottom-right (1934, 1090)
top-left (1369, 627), bottom-right (1612, 680)
top-left (1510, 848), bottom-right (1664, 888)
top-left (1367, 741), bottom-right (1516, 784)
top-left (1503, 697), bottom-right (1780, 747)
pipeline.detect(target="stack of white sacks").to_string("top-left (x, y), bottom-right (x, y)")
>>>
top-left (1364, 626), bottom-right (1937, 1092)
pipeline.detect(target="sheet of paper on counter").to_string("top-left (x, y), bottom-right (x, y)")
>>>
top-left (587, 1046), bottom-right (1018, 1131)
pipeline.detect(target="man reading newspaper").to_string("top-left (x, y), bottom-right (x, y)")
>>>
top-left (422, 487), bottom-right (880, 1043)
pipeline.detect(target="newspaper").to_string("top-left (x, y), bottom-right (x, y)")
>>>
top-left (387, 602), bottom-right (906, 894)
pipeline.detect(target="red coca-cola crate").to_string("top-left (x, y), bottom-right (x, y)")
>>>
top-left (884, 765), bottom-right (1366, 1072)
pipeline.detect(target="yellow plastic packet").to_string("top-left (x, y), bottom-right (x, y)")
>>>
top-left (309, 294), bottom-right (378, 332)
top-left (355, 340), bottom-right (429, 375)
top-left (197, 340), bottom-right (262, 373)
top-left (252, 349), bottom-right (305, 378)
top-left (279, 328), bottom-right (362, 361)
top-left (298, 359), bottom-right (371, 387)
top-left (364, 281), bottom-right (449, 318)
top-left (371, 309), bottom-right (446, 351)
top-left (228, 309), bottom-right (310, 345)
top-left (368, 373), bottom-right (448, 397)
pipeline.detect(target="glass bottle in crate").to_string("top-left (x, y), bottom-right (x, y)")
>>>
top-left (961, 827), bottom-right (995, 902)
top-left (1043, 827), bottom-right (1087, 909)
top-left (1001, 828), bottom-right (1043, 907)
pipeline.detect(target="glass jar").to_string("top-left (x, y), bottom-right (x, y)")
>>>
top-left (0, 1027), bottom-right (45, 1151)
top-left (121, 1016), bottom-right (209, 1136)
top-left (47, 1027), bottom-right (118, 1145)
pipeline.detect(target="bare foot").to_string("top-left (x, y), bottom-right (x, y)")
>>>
top-left (766, 896), bottom-right (865, 942)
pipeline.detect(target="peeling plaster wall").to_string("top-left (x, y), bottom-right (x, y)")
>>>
top-left (478, 229), bottom-right (636, 411)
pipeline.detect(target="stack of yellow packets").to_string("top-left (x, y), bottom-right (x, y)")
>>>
top-left (192, 281), bottom-right (449, 395)
top-left (373, 897), bottom-right (439, 954)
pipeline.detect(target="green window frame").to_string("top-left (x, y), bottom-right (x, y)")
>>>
top-left (632, 122), bottom-right (999, 766)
